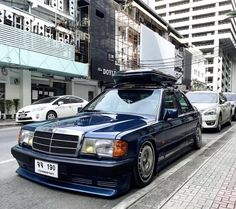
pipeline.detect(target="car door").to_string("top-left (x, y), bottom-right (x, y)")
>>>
top-left (69, 96), bottom-right (86, 115)
top-left (219, 93), bottom-right (229, 123)
top-left (220, 93), bottom-right (231, 122)
top-left (157, 90), bottom-right (187, 159)
top-left (175, 91), bottom-right (199, 144)
top-left (53, 96), bottom-right (72, 118)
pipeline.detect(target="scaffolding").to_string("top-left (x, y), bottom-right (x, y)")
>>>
top-left (115, 2), bottom-right (140, 70)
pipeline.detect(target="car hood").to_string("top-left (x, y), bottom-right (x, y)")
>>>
top-left (18, 104), bottom-right (49, 112)
top-left (32, 112), bottom-right (155, 139)
top-left (192, 103), bottom-right (218, 112)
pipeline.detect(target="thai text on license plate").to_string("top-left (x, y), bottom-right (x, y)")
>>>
top-left (35, 159), bottom-right (58, 178)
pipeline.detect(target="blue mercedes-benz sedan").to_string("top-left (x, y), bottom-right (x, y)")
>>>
top-left (11, 70), bottom-right (202, 197)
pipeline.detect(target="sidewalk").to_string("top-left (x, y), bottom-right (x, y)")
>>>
top-left (131, 129), bottom-right (236, 209)
top-left (0, 119), bottom-right (20, 128)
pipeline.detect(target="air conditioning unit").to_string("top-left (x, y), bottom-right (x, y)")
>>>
top-left (24, 17), bottom-right (32, 32)
top-left (52, 0), bottom-right (57, 9)
top-left (38, 21), bottom-right (45, 36)
top-left (69, 0), bottom-right (75, 16)
top-left (57, 31), bottom-right (64, 42)
top-left (45, 26), bottom-right (52, 38)
top-left (58, 0), bottom-right (63, 11)
top-left (5, 10), bottom-right (13, 22)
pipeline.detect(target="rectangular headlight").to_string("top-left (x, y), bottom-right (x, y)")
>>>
top-left (18, 129), bottom-right (34, 147)
top-left (81, 138), bottom-right (127, 157)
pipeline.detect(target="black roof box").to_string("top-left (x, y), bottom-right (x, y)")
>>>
top-left (113, 69), bottom-right (177, 86)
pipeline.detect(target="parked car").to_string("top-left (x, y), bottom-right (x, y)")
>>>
top-left (186, 91), bottom-right (231, 132)
top-left (12, 70), bottom-right (202, 197)
top-left (16, 95), bottom-right (88, 123)
top-left (223, 92), bottom-right (236, 120)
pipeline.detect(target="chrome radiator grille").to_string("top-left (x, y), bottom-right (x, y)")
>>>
top-left (32, 131), bottom-right (79, 156)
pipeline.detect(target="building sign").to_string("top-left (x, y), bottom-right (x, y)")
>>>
top-left (89, 0), bottom-right (119, 82)
top-left (91, 59), bottom-right (119, 82)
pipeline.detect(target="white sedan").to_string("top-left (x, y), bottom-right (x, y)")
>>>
top-left (16, 95), bottom-right (88, 123)
top-left (186, 91), bottom-right (232, 132)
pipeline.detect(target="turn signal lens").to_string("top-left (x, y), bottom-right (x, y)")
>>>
top-left (113, 140), bottom-right (128, 157)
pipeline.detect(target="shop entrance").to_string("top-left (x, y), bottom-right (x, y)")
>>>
top-left (31, 82), bottom-right (66, 103)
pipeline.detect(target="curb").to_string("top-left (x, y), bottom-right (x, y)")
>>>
top-left (0, 123), bottom-right (21, 128)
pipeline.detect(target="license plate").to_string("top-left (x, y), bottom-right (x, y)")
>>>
top-left (35, 159), bottom-right (58, 178)
top-left (19, 114), bottom-right (25, 118)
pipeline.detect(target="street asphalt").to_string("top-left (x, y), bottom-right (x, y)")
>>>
top-left (0, 123), bottom-right (235, 209)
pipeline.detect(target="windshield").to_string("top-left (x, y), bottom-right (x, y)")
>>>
top-left (83, 89), bottom-right (161, 116)
top-left (223, 93), bottom-right (236, 101)
top-left (32, 96), bottom-right (59, 104)
top-left (186, 92), bottom-right (218, 104)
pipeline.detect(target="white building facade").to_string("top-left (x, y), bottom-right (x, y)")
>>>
top-left (0, 0), bottom-right (99, 118)
top-left (145, 0), bottom-right (236, 92)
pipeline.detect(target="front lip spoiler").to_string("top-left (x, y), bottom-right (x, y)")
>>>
top-left (16, 167), bottom-right (117, 197)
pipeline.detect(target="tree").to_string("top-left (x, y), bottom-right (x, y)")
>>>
top-left (5, 100), bottom-right (13, 118)
top-left (13, 99), bottom-right (20, 113)
top-left (226, 11), bottom-right (236, 18)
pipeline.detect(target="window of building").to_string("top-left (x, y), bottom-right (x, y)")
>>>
top-left (169, 0), bottom-right (190, 7)
top-left (207, 76), bottom-right (213, 83)
top-left (192, 22), bottom-right (215, 29)
top-left (219, 10), bottom-right (231, 15)
top-left (175, 26), bottom-right (189, 31)
top-left (193, 4), bottom-right (215, 11)
top-left (192, 13), bottom-right (215, 20)
top-left (169, 17), bottom-right (189, 24)
top-left (170, 9), bottom-right (189, 15)
top-left (96, 10), bottom-right (104, 19)
top-left (218, 29), bottom-right (231, 34)
top-left (155, 5), bottom-right (166, 10)
top-left (159, 13), bottom-right (166, 17)
top-left (219, 1), bottom-right (231, 6)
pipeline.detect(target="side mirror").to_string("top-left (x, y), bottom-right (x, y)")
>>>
top-left (164, 109), bottom-right (178, 121)
top-left (58, 101), bottom-right (64, 106)
top-left (220, 99), bottom-right (225, 104)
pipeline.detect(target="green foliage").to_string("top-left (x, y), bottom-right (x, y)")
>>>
top-left (227, 11), bottom-right (236, 18)
top-left (13, 99), bottom-right (20, 113)
top-left (5, 100), bottom-right (13, 115)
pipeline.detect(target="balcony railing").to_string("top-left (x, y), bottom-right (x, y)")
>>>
top-left (0, 24), bottom-right (75, 60)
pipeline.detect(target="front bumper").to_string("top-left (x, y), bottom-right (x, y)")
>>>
top-left (16, 112), bottom-right (45, 123)
top-left (201, 114), bottom-right (218, 129)
top-left (11, 145), bottom-right (134, 197)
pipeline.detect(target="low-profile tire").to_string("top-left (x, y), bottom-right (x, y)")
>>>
top-left (216, 115), bottom-right (222, 132)
top-left (133, 141), bottom-right (156, 188)
top-left (193, 125), bottom-right (202, 150)
top-left (46, 111), bottom-right (57, 120)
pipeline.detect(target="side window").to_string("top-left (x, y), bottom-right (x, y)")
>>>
top-left (175, 91), bottom-right (194, 114)
top-left (55, 97), bottom-right (70, 104)
top-left (219, 93), bottom-right (226, 103)
top-left (163, 91), bottom-right (178, 109)
top-left (219, 94), bottom-right (225, 104)
top-left (70, 97), bottom-right (83, 103)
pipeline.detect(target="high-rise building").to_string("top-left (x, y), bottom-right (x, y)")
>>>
top-left (144, 0), bottom-right (236, 92)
